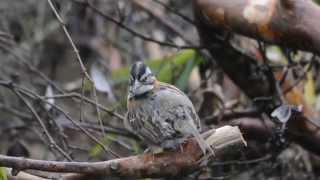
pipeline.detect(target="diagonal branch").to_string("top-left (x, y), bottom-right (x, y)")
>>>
top-left (12, 88), bottom-right (72, 161)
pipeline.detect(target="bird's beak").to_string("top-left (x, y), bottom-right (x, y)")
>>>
top-left (128, 80), bottom-right (154, 98)
top-left (128, 92), bottom-right (134, 99)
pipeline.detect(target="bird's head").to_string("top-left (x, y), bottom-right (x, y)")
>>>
top-left (128, 61), bottom-right (156, 98)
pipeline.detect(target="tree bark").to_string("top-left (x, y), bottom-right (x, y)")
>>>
top-left (0, 126), bottom-right (246, 178)
top-left (194, 0), bottom-right (320, 54)
top-left (194, 0), bottom-right (320, 156)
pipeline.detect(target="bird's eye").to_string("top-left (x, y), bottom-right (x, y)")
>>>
top-left (141, 76), bottom-right (147, 82)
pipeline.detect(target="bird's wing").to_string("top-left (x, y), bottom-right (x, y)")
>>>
top-left (126, 95), bottom-right (178, 144)
top-left (155, 83), bottom-right (214, 155)
top-left (157, 82), bottom-right (202, 130)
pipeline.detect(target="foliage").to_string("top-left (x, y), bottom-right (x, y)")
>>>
top-left (0, 167), bottom-right (7, 180)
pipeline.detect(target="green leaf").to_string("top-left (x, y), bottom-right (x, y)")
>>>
top-left (175, 52), bottom-right (203, 90)
top-left (155, 49), bottom-right (196, 84)
top-left (0, 167), bottom-right (7, 180)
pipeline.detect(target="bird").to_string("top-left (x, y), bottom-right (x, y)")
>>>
top-left (125, 61), bottom-right (214, 155)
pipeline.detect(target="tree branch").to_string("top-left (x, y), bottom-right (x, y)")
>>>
top-left (194, 0), bottom-right (320, 156)
top-left (194, 0), bottom-right (320, 54)
top-left (0, 126), bottom-right (245, 178)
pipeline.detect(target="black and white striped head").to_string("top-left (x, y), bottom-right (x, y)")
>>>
top-left (128, 61), bottom-right (156, 98)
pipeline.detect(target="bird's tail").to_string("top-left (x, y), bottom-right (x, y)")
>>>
top-left (192, 125), bottom-right (215, 156)
top-left (184, 120), bottom-right (215, 157)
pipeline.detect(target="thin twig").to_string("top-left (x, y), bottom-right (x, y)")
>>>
top-left (11, 87), bottom-right (72, 161)
top-left (0, 43), bottom-right (64, 93)
top-left (1, 41), bottom-right (124, 121)
top-left (257, 41), bottom-right (284, 103)
top-left (92, 85), bottom-right (105, 136)
top-left (152, 0), bottom-right (195, 25)
top-left (79, 77), bottom-right (85, 122)
top-left (0, 81), bottom-right (120, 158)
top-left (71, 0), bottom-right (203, 49)
top-left (40, 93), bottom-right (125, 120)
top-left (132, 0), bottom-right (194, 45)
top-left (62, 122), bottom-right (139, 140)
top-left (46, 0), bottom-right (90, 129)
top-left (0, 101), bottom-right (136, 140)
top-left (47, 0), bottom-right (92, 81)
top-left (283, 55), bottom-right (316, 94)
top-left (0, 102), bottom-right (33, 120)
top-left (47, 1), bottom-right (111, 141)
top-left (44, 99), bottom-right (120, 158)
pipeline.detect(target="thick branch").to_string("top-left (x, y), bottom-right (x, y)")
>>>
top-left (194, 0), bottom-right (320, 54)
top-left (194, 0), bottom-right (320, 156)
top-left (0, 126), bottom-right (245, 178)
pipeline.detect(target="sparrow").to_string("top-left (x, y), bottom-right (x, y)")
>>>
top-left (125, 61), bottom-right (214, 155)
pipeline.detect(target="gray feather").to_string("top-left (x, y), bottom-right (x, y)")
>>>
top-left (127, 80), bottom-right (213, 155)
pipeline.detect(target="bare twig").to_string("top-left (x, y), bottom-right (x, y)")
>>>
top-left (152, 0), bottom-right (195, 25)
top-left (62, 122), bottom-right (139, 140)
top-left (71, 0), bottom-right (203, 49)
top-left (43, 100), bottom-right (121, 158)
top-left (40, 93), bottom-right (124, 120)
top-left (0, 102), bottom-right (33, 120)
top-left (46, 0), bottom-right (93, 131)
top-left (79, 77), bottom-right (85, 123)
top-left (0, 81), bottom-right (120, 158)
top-left (1, 42), bottom-right (124, 120)
top-left (11, 87), bottom-right (72, 161)
top-left (0, 100), bottom-right (132, 139)
top-left (205, 109), bottom-right (261, 124)
top-left (210, 154), bottom-right (272, 166)
top-left (91, 86), bottom-right (105, 136)
top-left (47, 0), bottom-right (91, 81)
top-left (283, 58), bottom-right (315, 94)
top-left (0, 43), bottom-right (64, 93)
top-left (46, 0), bottom-right (116, 142)
top-left (132, 0), bottom-right (194, 45)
